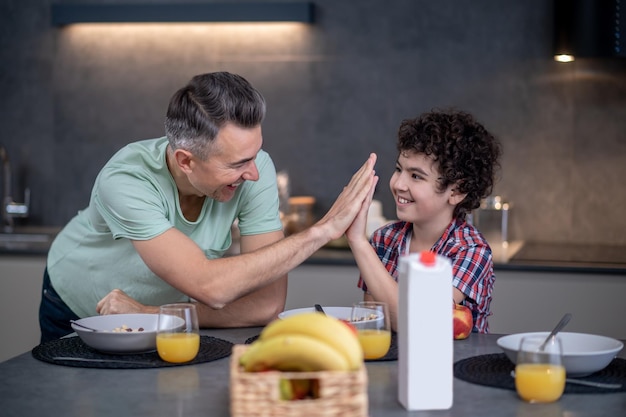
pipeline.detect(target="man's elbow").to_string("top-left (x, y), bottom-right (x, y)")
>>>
top-left (257, 301), bottom-right (285, 325)
top-left (197, 293), bottom-right (283, 320)
top-left (197, 291), bottom-right (229, 310)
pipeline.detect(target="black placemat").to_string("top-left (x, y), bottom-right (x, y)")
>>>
top-left (454, 353), bottom-right (626, 394)
top-left (32, 335), bottom-right (233, 369)
top-left (244, 331), bottom-right (398, 362)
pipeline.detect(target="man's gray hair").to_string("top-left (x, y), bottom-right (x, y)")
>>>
top-left (165, 72), bottom-right (266, 160)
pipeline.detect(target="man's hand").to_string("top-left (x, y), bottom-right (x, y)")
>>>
top-left (316, 153), bottom-right (378, 241)
top-left (96, 289), bottom-right (158, 315)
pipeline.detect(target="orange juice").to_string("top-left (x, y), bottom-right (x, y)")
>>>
top-left (156, 333), bottom-right (200, 363)
top-left (357, 329), bottom-right (391, 359)
top-left (515, 363), bottom-right (566, 403)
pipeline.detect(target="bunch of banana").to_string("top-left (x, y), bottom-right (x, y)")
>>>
top-left (239, 312), bottom-right (364, 373)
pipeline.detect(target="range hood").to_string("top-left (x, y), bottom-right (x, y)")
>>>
top-left (553, 0), bottom-right (624, 61)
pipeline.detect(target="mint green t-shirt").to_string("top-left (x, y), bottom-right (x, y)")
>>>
top-left (47, 137), bottom-right (282, 317)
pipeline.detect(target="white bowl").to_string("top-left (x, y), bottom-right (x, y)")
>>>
top-left (279, 306), bottom-right (354, 321)
top-left (71, 313), bottom-right (182, 354)
top-left (278, 306), bottom-right (382, 329)
top-left (497, 332), bottom-right (623, 377)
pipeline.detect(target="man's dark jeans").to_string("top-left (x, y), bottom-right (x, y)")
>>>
top-left (38, 268), bottom-right (79, 343)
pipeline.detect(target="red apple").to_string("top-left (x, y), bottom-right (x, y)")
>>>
top-left (290, 379), bottom-right (312, 400)
top-left (279, 379), bottom-right (313, 400)
top-left (453, 304), bottom-right (473, 340)
top-left (339, 319), bottom-right (358, 337)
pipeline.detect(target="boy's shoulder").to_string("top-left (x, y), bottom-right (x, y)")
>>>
top-left (447, 219), bottom-right (490, 248)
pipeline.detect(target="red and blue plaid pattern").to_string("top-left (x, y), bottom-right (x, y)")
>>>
top-left (358, 218), bottom-right (495, 333)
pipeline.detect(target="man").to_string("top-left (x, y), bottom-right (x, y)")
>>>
top-left (39, 72), bottom-right (378, 343)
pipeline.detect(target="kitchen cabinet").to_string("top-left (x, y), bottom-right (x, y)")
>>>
top-left (489, 270), bottom-right (626, 339)
top-left (0, 260), bottom-right (363, 362)
top-left (294, 259), bottom-right (626, 341)
top-left (0, 256), bottom-right (46, 362)
top-left (3, 254), bottom-right (624, 362)
top-left (285, 264), bottom-right (363, 310)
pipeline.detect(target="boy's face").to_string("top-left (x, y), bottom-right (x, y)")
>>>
top-left (389, 150), bottom-right (459, 228)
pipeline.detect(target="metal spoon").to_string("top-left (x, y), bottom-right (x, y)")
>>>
top-left (510, 370), bottom-right (622, 389)
top-left (70, 320), bottom-right (98, 332)
top-left (314, 304), bottom-right (326, 315)
top-left (539, 313), bottom-right (572, 350)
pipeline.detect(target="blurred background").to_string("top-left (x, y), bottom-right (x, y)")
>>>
top-left (1, 0), bottom-right (625, 246)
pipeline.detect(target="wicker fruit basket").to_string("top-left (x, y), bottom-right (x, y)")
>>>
top-left (230, 344), bottom-right (368, 417)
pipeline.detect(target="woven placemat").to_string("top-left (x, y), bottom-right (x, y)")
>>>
top-left (244, 332), bottom-right (398, 362)
top-left (32, 335), bottom-right (233, 369)
top-left (454, 353), bottom-right (626, 394)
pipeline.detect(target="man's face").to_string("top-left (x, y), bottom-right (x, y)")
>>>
top-left (187, 122), bottom-right (262, 202)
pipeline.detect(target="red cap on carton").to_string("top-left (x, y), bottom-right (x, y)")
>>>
top-left (419, 251), bottom-right (436, 266)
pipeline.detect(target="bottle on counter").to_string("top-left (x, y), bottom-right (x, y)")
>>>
top-left (397, 251), bottom-right (453, 410)
top-left (366, 199), bottom-right (388, 237)
top-left (284, 196), bottom-right (315, 235)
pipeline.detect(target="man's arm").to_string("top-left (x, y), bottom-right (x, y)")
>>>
top-left (193, 230), bottom-right (288, 327)
top-left (95, 231), bottom-right (288, 327)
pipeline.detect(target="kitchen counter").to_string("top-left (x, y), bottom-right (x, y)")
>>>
top-left (500, 241), bottom-right (626, 274)
top-left (0, 226), bottom-right (60, 255)
top-left (309, 241), bottom-right (626, 275)
top-left (3, 230), bottom-right (625, 275)
top-left (1, 329), bottom-right (624, 417)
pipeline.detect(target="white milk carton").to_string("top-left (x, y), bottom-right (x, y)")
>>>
top-left (398, 251), bottom-right (453, 410)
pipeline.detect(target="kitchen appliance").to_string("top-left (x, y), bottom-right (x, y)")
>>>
top-left (285, 196), bottom-right (315, 235)
top-left (472, 196), bottom-right (511, 249)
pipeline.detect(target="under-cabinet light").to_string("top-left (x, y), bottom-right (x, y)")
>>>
top-left (51, 2), bottom-right (315, 26)
top-left (554, 54), bottom-right (575, 63)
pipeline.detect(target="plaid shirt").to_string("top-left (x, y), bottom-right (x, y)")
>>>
top-left (358, 218), bottom-right (495, 333)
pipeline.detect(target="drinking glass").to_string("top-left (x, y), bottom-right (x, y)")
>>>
top-left (515, 335), bottom-right (566, 403)
top-left (157, 303), bottom-right (200, 363)
top-left (351, 301), bottom-right (391, 360)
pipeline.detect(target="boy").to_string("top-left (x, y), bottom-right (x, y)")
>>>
top-left (346, 109), bottom-right (502, 333)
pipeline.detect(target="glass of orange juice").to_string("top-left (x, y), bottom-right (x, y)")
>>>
top-left (157, 303), bottom-right (200, 363)
top-left (351, 301), bottom-right (391, 360)
top-left (515, 335), bottom-right (566, 403)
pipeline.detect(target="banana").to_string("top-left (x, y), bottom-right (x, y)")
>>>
top-left (259, 312), bottom-right (363, 370)
top-left (243, 333), bottom-right (351, 372)
top-left (238, 344), bottom-right (255, 368)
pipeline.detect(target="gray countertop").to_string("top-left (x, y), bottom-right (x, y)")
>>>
top-left (2, 231), bottom-right (626, 275)
top-left (0, 226), bottom-right (60, 255)
top-left (0, 329), bottom-right (624, 417)
top-left (308, 241), bottom-right (626, 275)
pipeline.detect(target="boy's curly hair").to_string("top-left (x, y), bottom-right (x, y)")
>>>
top-left (397, 109), bottom-right (502, 220)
